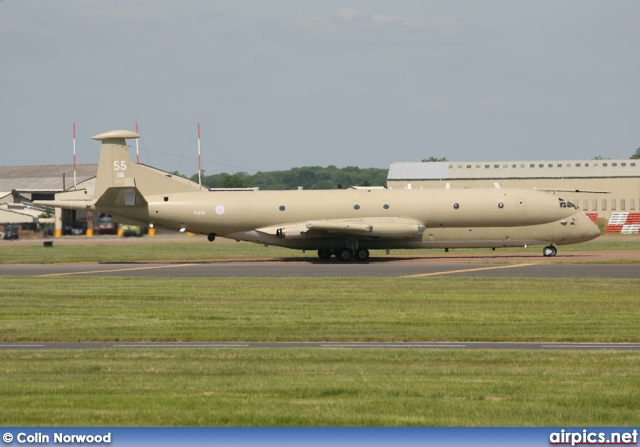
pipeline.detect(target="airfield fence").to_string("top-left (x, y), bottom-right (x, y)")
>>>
top-left (605, 212), bottom-right (640, 234)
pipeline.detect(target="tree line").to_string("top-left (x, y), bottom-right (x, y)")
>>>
top-left (187, 165), bottom-right (389, 190)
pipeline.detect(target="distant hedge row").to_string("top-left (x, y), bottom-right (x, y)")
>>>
top-left (189, 165), bottom-right (388, 190)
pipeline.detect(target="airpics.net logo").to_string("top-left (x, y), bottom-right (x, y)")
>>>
top-left (3, 431), bottom-right (112, 444)
top-left (549, 429), bottom-right (638, 446)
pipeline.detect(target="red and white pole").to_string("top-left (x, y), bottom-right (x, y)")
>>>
top-left (72, 122), bottom-right (77, 190)
top-left (197, 123), bottom-right (202, 189)
top-left (135, 122), bottom-right (140, 164)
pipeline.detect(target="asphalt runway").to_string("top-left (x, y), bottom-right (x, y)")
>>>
top-left (2, 341), bottom-right (640, 351)
top-left (2, 261), bottom-right (639, 278)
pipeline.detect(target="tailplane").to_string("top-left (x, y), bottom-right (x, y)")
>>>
top-left (92, 130), bottom-right (199, 204)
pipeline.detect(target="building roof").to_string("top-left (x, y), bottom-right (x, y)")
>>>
top-left (0, 207), bottom-right (37, 224)
top-left (388, 160), bottom-right (640, 180)
top-left (0, 164), bottom-right (97, 192)
top-left (388, 162), bottom-right (449, 180)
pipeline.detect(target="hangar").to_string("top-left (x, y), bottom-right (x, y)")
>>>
top-left (387, 159), bottom-right (640, 221)
top-left (0, 164), bottom-right (97, 238)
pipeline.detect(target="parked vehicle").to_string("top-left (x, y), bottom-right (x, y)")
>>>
top-left (97, 222), bottom-right (117, 235)
top-left (121, 225), bottom-right (143, 237)
top-left (2, 225), bottom-right (19, 240)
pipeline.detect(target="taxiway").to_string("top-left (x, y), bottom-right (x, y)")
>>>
top-left (3, 261), bottom-right (638, 278)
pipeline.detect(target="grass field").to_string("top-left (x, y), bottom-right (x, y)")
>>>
top-left (1, 349), bottom-right (638, 426)
top-left (1, 277), bottom-right (639, 342)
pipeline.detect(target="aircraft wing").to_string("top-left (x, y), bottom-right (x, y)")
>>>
top-left (258, 217), bottom-right (426, 240)
top-left (533, 188), bottom-right (610, 194)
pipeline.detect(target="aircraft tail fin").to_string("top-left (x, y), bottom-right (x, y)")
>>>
top-left (92, 130), bottom-right (142, 200)
top-left (91, 130), bottom-right (199, 204)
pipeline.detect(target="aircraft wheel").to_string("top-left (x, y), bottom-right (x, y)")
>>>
top-left (317, 249), bottom-right (332, 260)
top-left (335, 248), bottom-right (353, 261)
top-left (355, 248), bottom-right (370, 262)
top-left (542, 245), bottom-right (557, 257)
top-left (207, 233), bottom-right (216, 242)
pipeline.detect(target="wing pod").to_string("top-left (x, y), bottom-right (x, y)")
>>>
top-left (268, 218), bottom-right (426, 240)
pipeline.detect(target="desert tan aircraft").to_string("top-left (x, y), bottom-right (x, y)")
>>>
top-left (37, 130), bottom-right (601, 260)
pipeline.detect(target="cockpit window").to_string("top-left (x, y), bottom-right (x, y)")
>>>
top-left (558, 199), bottom-right (578, 209)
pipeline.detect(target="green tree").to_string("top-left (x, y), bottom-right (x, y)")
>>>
top-left (631, 148), bottom-right (640, 160)
top-left (219, 174), bottom-right (250, 188)
top-left (195, 166), bottom-right (388, 190)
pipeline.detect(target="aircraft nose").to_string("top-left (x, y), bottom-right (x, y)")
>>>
top-left (578, 213), bottom-right (601, 242)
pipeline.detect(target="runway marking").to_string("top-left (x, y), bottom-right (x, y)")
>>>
top-left (0, 344), bottom-right (44, 347)
top-left (404, 263), bottom-right (534, 277)
top-left (37, 263), bottom-right (199, 277)
top-left (542, 344), bottom-right (640, 349)
top-left (323, 343), bottom-right (466, 348)
top-left (118, 343), bottom-right (250, 348)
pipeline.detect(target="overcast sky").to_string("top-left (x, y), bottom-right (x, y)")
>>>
top-left (2, 1), bottom-right (640, 175)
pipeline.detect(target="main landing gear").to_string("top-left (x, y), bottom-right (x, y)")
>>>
top-left (542, 245), bottom-right (557, 257)
top-left (317, 248), bottom-right (370, 262)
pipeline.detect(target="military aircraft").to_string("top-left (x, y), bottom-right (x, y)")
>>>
top-left (36, 130), bottom-right (601, 260)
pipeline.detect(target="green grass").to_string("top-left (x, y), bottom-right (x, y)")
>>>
top-left (2, 253), bottom-right (639, 426)
top-left (0, 238), bottom-right (302, 264)
top-left (1, 349), bottom-right (638, 426)
top-left (1, 235), bottom-right (639, 264)
top-left (1, 277), bottom-right (639, 342)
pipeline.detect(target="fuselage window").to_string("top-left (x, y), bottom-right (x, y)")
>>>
top-left (498, 203), bottom-right (504, 209)
top-left (279, 206), bottom-right (285, 211)
top-left (453, 203), bottom-right (460, 209)
top-left (383, 204), bottom-right (390, 210)
top-left (354, 204), bottom-right (360, 210)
